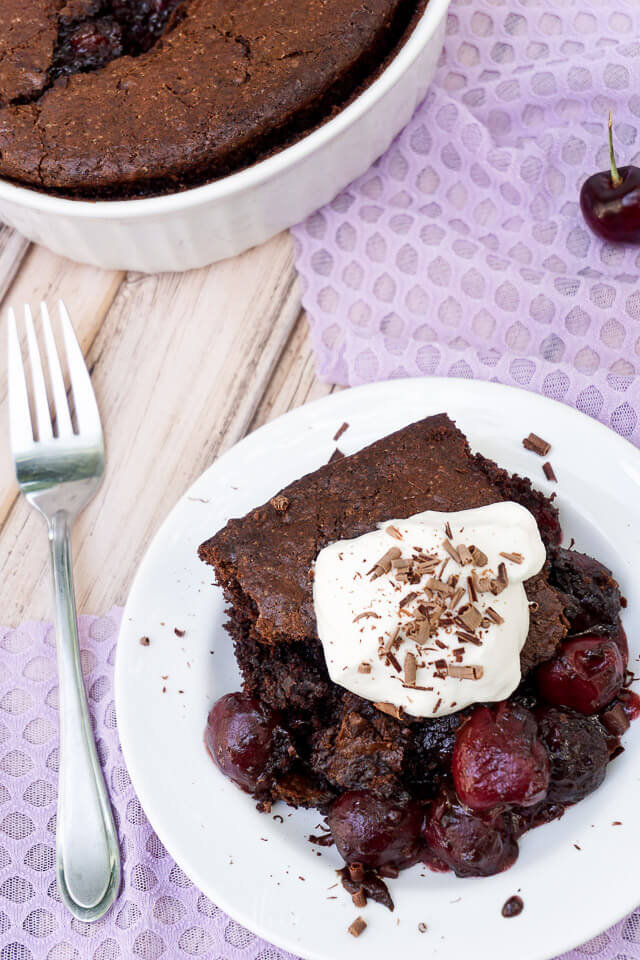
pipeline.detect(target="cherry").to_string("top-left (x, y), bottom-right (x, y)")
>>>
top-left (422, 788), bottom-right (518, 878)
top-left (205, 692), bottom-right (288, 793)
top-left (581, 112), bottom-right (640, 244)
top-left (549, 548), bottom-right (622, 638)
top-left (536, 636), bottom-right (624, 715)
top-left (327, 790), bottom-right (424, 868)
top-left (535, 706), bottom-right (609, 803)
top-left (452, 703), bottom-right (550, 812)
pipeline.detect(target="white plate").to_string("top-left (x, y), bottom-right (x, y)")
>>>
top-left (115, 378), bottom-right (640, 960)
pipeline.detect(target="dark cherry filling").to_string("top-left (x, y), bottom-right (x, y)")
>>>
top-left (550, 548), bottom-right (622, 637)
top-left (535, 706), bottom-right (609, 803)
top-left (422, 787), bottom-right (519, 878)
top-left (205, 692), bottom-right (292, 795)
top-left (452, 703), bottom-right (550, 812)
top-left (205, 547), bottom-right (635, 891)
top-left (327, 790), bottom-right (424, 868)
top-left (51, 0), bottom-right (187, 82)
top-left (535, 636), bottom-right (624, 716)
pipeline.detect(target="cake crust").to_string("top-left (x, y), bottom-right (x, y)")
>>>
top-left (0, 0), bottom-right (424, 197)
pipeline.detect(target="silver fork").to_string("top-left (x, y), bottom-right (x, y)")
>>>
top-left (7, 302), bottom-right (120, 921)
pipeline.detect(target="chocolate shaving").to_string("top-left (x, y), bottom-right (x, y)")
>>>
top-left (467, 575), bottom-right (478, 604)
top-left (399, 591), bottom-right (419, 608)
top-left (352, 888), bottom-right (367, 908)
top-left (383, 627), bottom-right (401, 653)
top-left (448, 664), bottom-right (484, 680)
top-left (601, 702), bottom-right (630, 736)
top-left (368, 547), bottom-right (402, 579)
top-left (339, 867), bottom-right (394, 911)
top-left (460, 605), bottom-right (483, 631)
top-left (500, 552), bottom-right (523, 564)
top-left (392, 558), bottom-right (412, 570)
top-left (270, 495), bottom-right (290, 513)
top-left (309, 832), bottom-right (335, 847)
top-left (442, 539), bottom-right (462, 564)
top-left (357, 662), bottom-right (372, 675)
top-left (523, 432), bottom-right (551, 456)
top-left (333, 421), bottom-right (349, 442)
top-left (490, 563), bottom-right (509, 595)
top-left (450, 587), bottom-right (466, 609)
top-left (348, 917), bottom-right (367, 938)
top-left (417, 620), bottom-right (432, 643)
top-left (353, 611), bottom-right (380, 622)
top-left (348, 863), bottom-right (365, 883)
top-left (329, 448), bottom-right (344, 463)
top-left (470, 545), bottom-right (488, 567)
top-left (386, 524), bottom-right (403, 541)
top-left (404, 651), bottom-right (417, 686)
top-left (457, 544), bottom-right (474, 565)
top-left (485, 606), bottom-right (504, 625)
top-left (456, 631), bottom-right (482, 645)
top-left (385, 651), bottom-right (402, 673)
top-left (426, 577), bottom-right (453, 595)
top-left (373, 701), bottom-right (403, 720)
top-left (445, 521), bottom-right (453, 539)
top-left (543, 461), bottom-right (557, 482)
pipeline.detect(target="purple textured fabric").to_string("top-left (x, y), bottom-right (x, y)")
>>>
top-left (292, 0), bottom-right (640, 447)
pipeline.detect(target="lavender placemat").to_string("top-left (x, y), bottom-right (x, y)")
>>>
top-left (292, 0), bottom-right (640, 446)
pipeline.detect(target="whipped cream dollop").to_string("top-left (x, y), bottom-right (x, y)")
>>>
top-left (313, 502), bottom-right (546, 718)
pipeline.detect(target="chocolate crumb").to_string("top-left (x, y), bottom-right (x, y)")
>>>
top-left (270, 495), bottom-right (290, 513)
top-left (348, 917), bottom-right (367, 938)
top-left (523, 432), bottom-right (551, 456)
top-left (333, 421), bottom-right (349, 442)
top-left (418, 922), bottom-right (428, 934)
top-left (329, 448), bottom-right (344, 463)
top-left (502, 895), bottom-right (524, 918)
top-left (174, 628), bottom-right (185, 637)
top-left (543, 461), bottom-right (557, 482)
top-left (139, 636), bottom-right (150, 646)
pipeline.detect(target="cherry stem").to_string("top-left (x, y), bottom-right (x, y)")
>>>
top-left (609, 110), bottom-right (622, 189)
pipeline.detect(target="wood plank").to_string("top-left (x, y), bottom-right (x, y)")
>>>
top-left (0, 231), bottom-right (301, 623)
top-left (0, 244), bottom-right (123, 528)
top-left (250, 309), bottom-right (341, 431)
top-left (0, 225), bottom-right (30, 302)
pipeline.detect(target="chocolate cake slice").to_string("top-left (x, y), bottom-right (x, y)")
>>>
top-left (199, 413), bottom-right (566, 708)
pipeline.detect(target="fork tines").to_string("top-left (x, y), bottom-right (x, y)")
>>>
top-left (8, 302), bottom-right (102, 451)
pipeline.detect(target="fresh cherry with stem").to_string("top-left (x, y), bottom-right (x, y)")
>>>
top-left (580, 111), bottom-right (640, 244)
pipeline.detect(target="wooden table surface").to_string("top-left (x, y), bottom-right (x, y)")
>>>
top-left (0, 224), bottom-right (341, 626)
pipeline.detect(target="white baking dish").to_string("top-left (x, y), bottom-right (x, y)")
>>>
top-left (0, 0), bottom-right (450, 273)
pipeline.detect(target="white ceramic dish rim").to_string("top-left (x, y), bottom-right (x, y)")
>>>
top-left (116, 378), bottom-right (640, 960)
top-left (0, 0), bottom-right (449, 220)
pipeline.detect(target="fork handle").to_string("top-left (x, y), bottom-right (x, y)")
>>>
top-left (49, 512), bottom-right (120, 921)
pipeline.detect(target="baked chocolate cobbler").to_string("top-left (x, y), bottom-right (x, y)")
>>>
top-left (198, 415), bottom-right (636, 905)
top-left (0, 0), bottom-right (425, 198)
